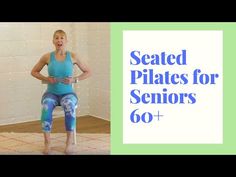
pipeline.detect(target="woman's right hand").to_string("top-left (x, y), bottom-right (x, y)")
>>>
top-left (47, 77), bottom-right (57, 84)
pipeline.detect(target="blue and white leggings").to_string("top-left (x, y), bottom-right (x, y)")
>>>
top-left (41, 92), bottom-right (78, 132)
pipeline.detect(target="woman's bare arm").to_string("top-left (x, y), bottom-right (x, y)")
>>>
top-left (31, 53), bottom-right (56, 83)
top-left (72, 52), bottom-right (92, 81)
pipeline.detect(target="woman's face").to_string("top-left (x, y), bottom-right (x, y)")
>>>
top-left (53, 33), bottom-right (67, 50)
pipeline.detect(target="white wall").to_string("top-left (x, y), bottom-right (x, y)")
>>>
top-left (0, 22), bottom-right (110, 125)
top-left (87, 23), bottom-right (110, 120)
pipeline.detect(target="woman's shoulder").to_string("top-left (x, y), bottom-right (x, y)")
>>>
top-left (68, 51), bottom-right (78, 63)
top-left (43, 52), bottom-right (51, 57)
top-left (40, 52), bottom-right (51, 64)
top-left (67, 51), bottom-right (76, 57)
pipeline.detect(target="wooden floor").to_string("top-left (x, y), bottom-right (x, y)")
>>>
top-left (0, 115), bottom-right (110, 133)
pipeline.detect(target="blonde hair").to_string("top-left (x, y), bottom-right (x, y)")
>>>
top-left (53, 30), bottom-right (67, 39)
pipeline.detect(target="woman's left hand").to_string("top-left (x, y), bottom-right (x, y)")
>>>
top-left (63, 77), bottom-right (73, 84)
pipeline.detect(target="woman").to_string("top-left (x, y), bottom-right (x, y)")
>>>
top-left (31, 29), bottom-right (91, 154)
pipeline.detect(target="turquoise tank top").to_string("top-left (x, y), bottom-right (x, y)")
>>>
top-left (47, 51), bottom-right (74, 94)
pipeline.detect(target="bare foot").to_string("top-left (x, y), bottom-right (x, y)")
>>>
top-left (65, 144), bottom-right (77, 155)
top-left (43, 144), bottom-right (51, 155)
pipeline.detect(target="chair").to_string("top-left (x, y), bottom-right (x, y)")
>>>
top-left (42, 78), bottom-right (78, 145)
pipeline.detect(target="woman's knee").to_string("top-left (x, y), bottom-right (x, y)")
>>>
top-left (60, 95), bottom-right (77, 117)
top-left (42, 98), bottom-right (57, 111)
top-left (60, 95), bottom-right (77, 108)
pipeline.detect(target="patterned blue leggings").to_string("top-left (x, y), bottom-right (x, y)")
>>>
top-left (41, 92), bottom-right (78, 132)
